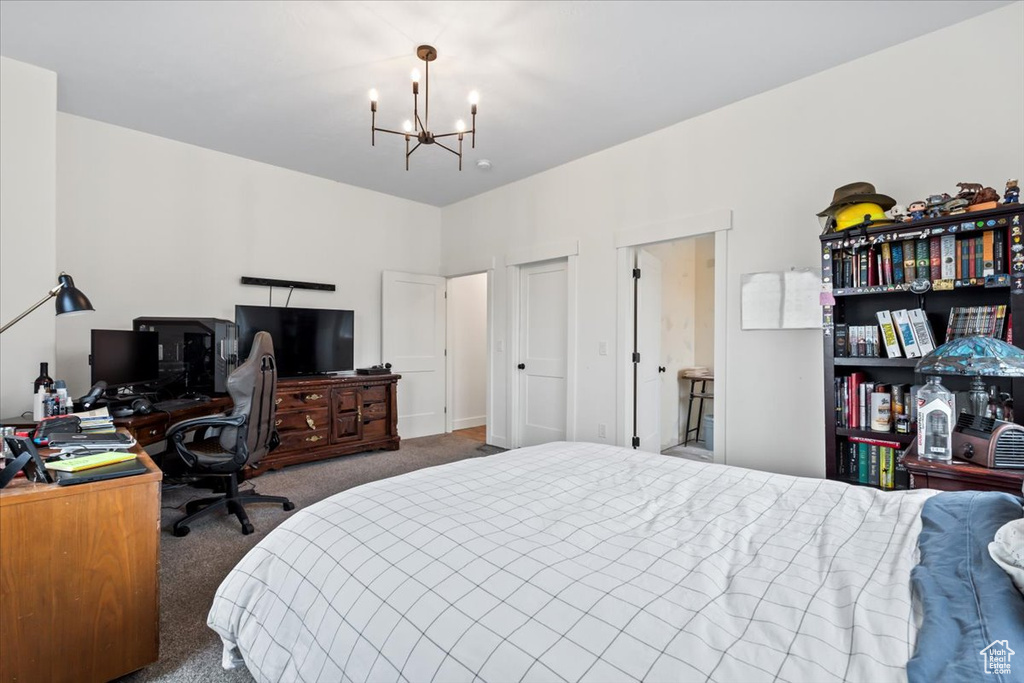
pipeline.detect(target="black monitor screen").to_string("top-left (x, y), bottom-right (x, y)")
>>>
top-left (90, 330), bottom-right (160, 388)
top-left (235, 305), bottom-right (354, 376)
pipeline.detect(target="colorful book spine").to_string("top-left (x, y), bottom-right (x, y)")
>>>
top-left (858, 443), bottom-right (870, 484)
top-left (880, 448), bottom-right (895, 490)
top-left (929, 236), bottom-right (941, 281)
top-left (968, 238), bottom-right (977, 279)
top-left (847, 442), bottom-right (858, 479)
top-left (903, 239), bottom-right (917, 281)
top-left (892, 242), bottom-right (904, 284)
top-left (881, 242), bottom-right (892, 286)
top-left (940, 235), bottom-right (956, 280)
top-left (994, 230), bottom-right (1005, 274)
top-left (876, 311), bottom-right (902, 358)
top-left (868, 245), bottom-right (878, 287)
top-left (916, 239), bottom-right (930, 280)
top-left (834, 324), bottom-right (848, 357)
top-left (909, 309), bottom-right (936, 354)
top-left (892, 309), bottom-right (922, 358)
top-left (975, 235), bottom-right (983, 278)
top-left (959, 237), bottom-right (969, 280)
top-left (868, 444), bottom-right (880, 484)
top-left (983, 231), bottom-right (995, 276)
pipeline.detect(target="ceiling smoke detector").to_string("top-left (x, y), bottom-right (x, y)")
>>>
top-left (476, 159), bottom-right (492, 171)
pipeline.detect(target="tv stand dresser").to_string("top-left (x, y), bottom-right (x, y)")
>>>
top-left (117, 373), bottom-right (401, 478)
top-left (247, 372), bottom-right (401, 478)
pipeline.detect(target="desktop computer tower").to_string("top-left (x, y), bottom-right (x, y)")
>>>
top-left (133, 317), bottom-right (237, 395)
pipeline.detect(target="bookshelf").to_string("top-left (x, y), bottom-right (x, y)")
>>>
top-left (820, 204), bottom-right (1024, 490)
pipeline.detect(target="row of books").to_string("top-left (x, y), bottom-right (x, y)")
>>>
top-left (946, 305), bottom-right (1009, 341)
top-left (836, 437), bottom-right (908, 490)
top-left (835, 374), bottom-right (914, 433)
top-left (832, 231), bottom-right (1006, 289)
top-left (835, 308), bottom-right (936, 358)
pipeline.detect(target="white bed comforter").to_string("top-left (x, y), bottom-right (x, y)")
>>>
top-left (209, 442), bottom-right (935, 683)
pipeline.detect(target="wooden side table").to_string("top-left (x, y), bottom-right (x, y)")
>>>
top-left (902, 452), bottom-right (1024, 495)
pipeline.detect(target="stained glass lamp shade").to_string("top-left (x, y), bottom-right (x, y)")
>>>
top-left (917, 336), bottom-right (1024, 416)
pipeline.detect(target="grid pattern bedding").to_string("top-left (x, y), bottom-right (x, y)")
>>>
top-left (208, 442), bottom-right (935, 682)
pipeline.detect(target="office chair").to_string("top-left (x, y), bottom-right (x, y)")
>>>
top-left (166, 331), bottom-right (295, 536)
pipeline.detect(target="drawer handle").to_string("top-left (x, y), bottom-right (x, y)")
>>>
top-left (357, 408), bottom-right (362, 421)
top-left (306, 415), bottom-right (316, 430)
top-left (275, 419), bottom-right (283, 427)
top-left (149, 428), bottom-right (159, 436)
top-left (304, 393), bottom-right (323, 402)
top-left (275, 398), bottom-right (283, 405)
top-left (305, 435), bottom-right (324, 443)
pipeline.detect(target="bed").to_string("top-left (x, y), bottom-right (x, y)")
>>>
top-left (207, 442), bottom-right (1023, 682)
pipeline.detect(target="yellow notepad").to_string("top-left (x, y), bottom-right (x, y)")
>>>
top-left (45, 451), bottom-right (137, 473)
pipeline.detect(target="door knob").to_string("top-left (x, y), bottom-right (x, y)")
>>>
top-left (517, 363), bottom-right (526, 370)
top-left (658, 366), bottom-right (666, 373)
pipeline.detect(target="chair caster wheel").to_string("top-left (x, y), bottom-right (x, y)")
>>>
top-left (283, 502), bottom-right (296, 511)
top-left (241, 523), bottom-right (254, 535)
top-left (173, 526), bottom-right (190, 537)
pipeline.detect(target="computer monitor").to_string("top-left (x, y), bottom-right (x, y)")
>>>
top-left (90, 329), bottom-right (160, 388)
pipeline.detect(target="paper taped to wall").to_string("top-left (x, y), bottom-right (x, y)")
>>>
top-left (740, 269), bottom-right (822, 330)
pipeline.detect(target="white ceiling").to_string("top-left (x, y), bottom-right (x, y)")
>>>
top-left (0, 1), bottom-right (1010, 206)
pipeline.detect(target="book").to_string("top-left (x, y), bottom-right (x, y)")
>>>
top-left (847, 441), bottom-right (858, 478)
top-left (834, 324), bottom-right (848, 358)
top-left (940, 234), bottom-right (956, 280)
top-left (875, 311), bottom-right (902, 358)
top-left (975, 235), bottom-right (983, 280)
top-left (891, 309), bottom-right (921, 358)
top-left (858, 442), bottom-right (870, 484)
top-left (894, 457), bottom-right (910, 489)
top-left (891, 242), bottom-right (904, 284)
top-left (859, 247), bottom-right (869, 287)
top-left (868, 444), bottom-right (880, 484)
top-left (929, 236), bottom-right (941, 281)
top-left (968, 237), bottom-right (977, 279)
top-left (983, 231), bottom-right (995, 276)
top-left (881, 242), bottom-right (893, 286)
top-left (903, 239), bottom-right (917, 281)
top-left (915, 239), bottom-right (930, 280)
top-left (880, 448), bottom-right (895, 490)
top-left (867, 245), bottom-right (878, 287)
top-left (908, 309), bottom-right (936, 354)
top-left (44, 451), bottom-right (137, 473)
top-left (994, 230), bottom-right (1006, 274)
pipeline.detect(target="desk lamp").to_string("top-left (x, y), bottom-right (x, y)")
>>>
top-left (916, 335), bottom-right (1024, 416)
top-left (0, 272), bottom-right (94, 334)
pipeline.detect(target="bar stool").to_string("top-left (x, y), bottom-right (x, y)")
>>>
top-left (680, 368), bottom-right (714, 446)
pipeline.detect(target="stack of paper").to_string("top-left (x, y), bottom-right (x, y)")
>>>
top-left (72, 407), bottom-right (116, 434)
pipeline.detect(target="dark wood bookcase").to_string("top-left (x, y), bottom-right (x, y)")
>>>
top-left (820, 204), bottom-right (1024, 489)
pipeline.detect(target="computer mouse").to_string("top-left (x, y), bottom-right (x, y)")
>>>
top-left (132, 398), bottom-right (154, 415)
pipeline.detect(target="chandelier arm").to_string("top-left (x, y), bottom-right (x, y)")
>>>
top-left (432, 131), bottom-right (463, 139)
top-left (373, 127), bottom-right (409, 137)
top-left (407, 141), bottom-right (422, 157)
top-left (434, 140), bottom-right (460, 157)
top-left (414, 113), bottom-right (425, 131)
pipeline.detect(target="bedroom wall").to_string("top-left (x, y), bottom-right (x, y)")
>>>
top-left (55, 114), bottom-right (442, 396)
top-left (440, 3), bottom-right (1024, 475)
top-left (0, 57), bottom-right (57, 417)
top-left (448, 272), bottom-right (487, 430)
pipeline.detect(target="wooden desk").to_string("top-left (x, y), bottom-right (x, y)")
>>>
top-left (903, 453), bottom-right (1024, 495)
top-left (0, 443), bottom-right (162, 682)
top-left (115, 396), bottom-right (233, 447)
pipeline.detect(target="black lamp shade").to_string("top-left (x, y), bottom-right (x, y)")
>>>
top-left (54, 273), bottom-right (94, 316)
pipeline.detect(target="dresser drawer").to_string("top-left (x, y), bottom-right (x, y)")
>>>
top-left (333, 389), bottom-right (359, 413)
top-left (275, 388), bottom-right (329, 411)
top-left (363, 418), bottom-right (387, 441)
top-left (277, 427), bottom-right (330, 452)
top-left (362, 402), bottom-right (387, 421)
top-left (274, 408), bottom-right (329, 434)
top-left (362, 385), bottom-right (387, 403)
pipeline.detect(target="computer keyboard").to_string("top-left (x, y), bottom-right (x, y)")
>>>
top-left (152, 396), bottom-right (212, 412)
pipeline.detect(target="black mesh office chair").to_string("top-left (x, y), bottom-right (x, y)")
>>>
top-left (166, 331), bottom-right (295, 536)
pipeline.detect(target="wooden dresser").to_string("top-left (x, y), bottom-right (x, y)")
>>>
top-left (903, 453), bottom-right (1024, 495)
top-left (247, 373), bottom-right (401, 477)
top-left (0, 443), bottom-right (161, 682)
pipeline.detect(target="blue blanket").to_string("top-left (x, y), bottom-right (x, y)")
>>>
top-left (908, 491), bottom-right (1024, 683)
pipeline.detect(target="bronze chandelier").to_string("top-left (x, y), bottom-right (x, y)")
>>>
top-left (369, 45), bottom-right (478, 170)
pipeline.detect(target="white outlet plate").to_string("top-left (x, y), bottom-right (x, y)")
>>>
top-left (598, 341), bottom-right (608, 356)
top-left (597, 423), bottom-right (607, 438)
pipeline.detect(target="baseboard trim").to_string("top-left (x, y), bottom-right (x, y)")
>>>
top-left (453, 416), bottom-right (486, 431)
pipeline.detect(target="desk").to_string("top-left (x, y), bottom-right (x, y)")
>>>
top-left (115, 397), bottom-right (232, 447)
top-left (0, 440), bottom-right (162, 682)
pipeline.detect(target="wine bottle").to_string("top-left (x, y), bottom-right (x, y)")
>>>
top-left (33, 362), bottom-right (54, 394)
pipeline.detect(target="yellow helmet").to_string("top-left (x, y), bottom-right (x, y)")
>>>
top-left (833, 202), bottom-right (891, 231)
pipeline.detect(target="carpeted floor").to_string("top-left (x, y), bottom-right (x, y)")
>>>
top-left (120, 432), bottom-right (505, 683)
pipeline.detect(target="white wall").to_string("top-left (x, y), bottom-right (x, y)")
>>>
top-left (448, 272), bottom-right (487, 430)
top-left (440, 4), bottom-right (1024, 476)
top-left (0, 57), bottom-right (56, 417)
top-left (55, 114), bottom-right (441, 396)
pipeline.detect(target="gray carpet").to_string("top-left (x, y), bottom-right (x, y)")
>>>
top-left (120, 432), bottom-right (504, 683)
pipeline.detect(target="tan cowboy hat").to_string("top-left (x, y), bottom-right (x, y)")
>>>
top-left (817, 181), bottom-right (897, 217)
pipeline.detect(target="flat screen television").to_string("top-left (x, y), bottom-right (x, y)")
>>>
top-left (235, 305), bottom-right (354, 377)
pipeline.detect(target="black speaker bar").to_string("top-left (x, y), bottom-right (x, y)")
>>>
top-left (240, 276), bottom-right (336, 292)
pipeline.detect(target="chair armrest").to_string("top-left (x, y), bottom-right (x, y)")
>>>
top-left (167, 413), bottom-right (246, 469)
top-left (166, 413), bottom-right (242, 440)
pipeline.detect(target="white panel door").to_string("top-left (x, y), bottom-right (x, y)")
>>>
top-left (636, 250), bottom-right (662, 453)
top-left (382, 271), bottom-right (446, 439)
top-left (518, 259), bottom-right (568, 447)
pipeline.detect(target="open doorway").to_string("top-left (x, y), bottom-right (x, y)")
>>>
top-left (631, 234), bottom-right (717, 460)
top-left (446, 272), bottom-right (488, 443)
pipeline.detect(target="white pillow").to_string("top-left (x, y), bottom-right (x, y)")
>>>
top-left (989, 517), bottom-right (1024, 597)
